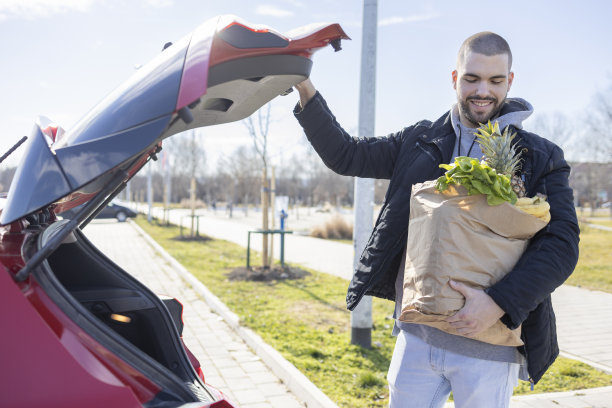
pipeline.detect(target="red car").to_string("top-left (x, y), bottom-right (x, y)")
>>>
top-left (0, 15), bottom-right (348, 408)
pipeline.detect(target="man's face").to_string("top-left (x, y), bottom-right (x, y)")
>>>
top-left (452, 51), bottom-right (514, 128)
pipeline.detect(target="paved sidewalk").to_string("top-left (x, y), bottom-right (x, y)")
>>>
top-left (83, 220), bottom-right (307, 408)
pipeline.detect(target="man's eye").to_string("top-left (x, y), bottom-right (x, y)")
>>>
top-left (464, 78), bottom-right (477, 83)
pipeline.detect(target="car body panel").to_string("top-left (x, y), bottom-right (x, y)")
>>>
top-left (54, 40), bottom-right (187, 151)
top-left (2, 126), bottom-right (72, 225)
top-left (1, 265), bottom-right (157, 407)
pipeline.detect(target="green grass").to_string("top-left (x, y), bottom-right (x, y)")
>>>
top-left (586, 219), bottom-right (612, 228)
top-left (566, 225), bottom-right (612, 293)
top-left (135, 217), bottom-right (612, 407)
top-left (515, 358), bottom-right (612, 394)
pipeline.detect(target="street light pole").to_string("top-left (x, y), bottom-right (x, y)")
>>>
top-left (351, 0), bottom-right (377, 348)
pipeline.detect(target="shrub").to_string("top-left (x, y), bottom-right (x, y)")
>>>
top-left (179, 198), bottom-right (206, 208)
top-left (310, 215), bottom-right (353, 240)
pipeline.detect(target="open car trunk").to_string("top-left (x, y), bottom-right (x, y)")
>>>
top-left (33, 220), bottom-right (212, 406)
top-left (1, 15), bottom-right (350, 408)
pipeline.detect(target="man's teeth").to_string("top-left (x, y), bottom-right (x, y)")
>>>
top-left (472, 101), bottom-right (491, 106)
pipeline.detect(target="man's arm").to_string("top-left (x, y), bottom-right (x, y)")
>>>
top-left (486, 148), bottom-right (579, 329)
top-left (292, 81), bottom-right (405, 180)
top-left (295, 78), bottom-right (317, 109)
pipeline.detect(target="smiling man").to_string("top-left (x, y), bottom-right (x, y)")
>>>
top-left (454, 33), bottom-right (514, 127)
top-left (293, 32), bottom-right (579, 408)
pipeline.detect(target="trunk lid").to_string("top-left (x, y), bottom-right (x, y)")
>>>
top-left (1, 15), bottom-right (348, 225)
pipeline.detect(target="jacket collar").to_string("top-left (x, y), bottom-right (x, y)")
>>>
top-left (426, 111), bottom-right (457, 164)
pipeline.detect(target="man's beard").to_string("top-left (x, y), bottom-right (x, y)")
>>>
top-left (458, 95), bottom-right (506, 127)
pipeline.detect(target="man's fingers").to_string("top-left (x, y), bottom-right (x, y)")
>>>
top-left (449, 280), bottom-right (473, 297)
top-left (448, 317), bottom-right (475, 329)
top-left (446, 283), bottom-right (504, 338)
top-left (448, 317), bottom-right (477, 335)
top-left (447, 313), bottom-right (462, 323)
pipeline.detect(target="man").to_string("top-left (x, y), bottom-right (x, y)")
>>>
top-left (293, 32), bottom-right (579, 408)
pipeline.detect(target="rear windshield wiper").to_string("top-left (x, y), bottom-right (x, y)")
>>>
top-left (0, 136), bottom-right (27, 164)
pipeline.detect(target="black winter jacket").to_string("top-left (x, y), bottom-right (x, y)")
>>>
top-left (294, 92), bottom-right (580, 384)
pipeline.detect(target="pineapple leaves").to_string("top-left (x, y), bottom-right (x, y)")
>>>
top-left (435, 156), bottom-right (518, 206)
top-left (475, 120), bottom-right (522, 177)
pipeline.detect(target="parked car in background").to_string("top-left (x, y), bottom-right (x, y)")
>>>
top-left (0, 15), bottom-right (348, 408)
top-left (60, 201), bottom-right (138, 222)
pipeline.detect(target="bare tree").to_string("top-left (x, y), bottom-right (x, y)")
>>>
top-left (170, 130), bottom-right (206, 237)
top-left (243, 103), bottom-right (272, 268)
top-left (244, 103), bottom-right (271, 171)
top-left (564, 81), bottom-right (612, 214)
top-left (0, 166), bottom-right (16, 192)
top-left (530, 111), bottom-right (574, 150)
top-left (275, 152), bottom-right (309, 211)
top-left (585, 81), bottom-right (612, 162)
top-left (219, 146), bottom-right (260, 214)
top-left (569, 162), bottom-right (612, 216)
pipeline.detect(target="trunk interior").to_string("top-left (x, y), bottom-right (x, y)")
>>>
top-left (37, 223), bottom-right (213, 403)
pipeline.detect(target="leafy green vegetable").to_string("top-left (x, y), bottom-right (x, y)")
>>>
top-left (435, 156), bottom-right (517, 206)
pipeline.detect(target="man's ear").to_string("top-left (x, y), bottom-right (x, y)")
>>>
top-left (508, 71), bottom-right (514, 91)
top-left (452, 70), bottom-right (458, 90)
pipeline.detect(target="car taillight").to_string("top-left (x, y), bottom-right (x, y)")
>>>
top-left (208, 401), bottom-right (236, 408)
top-left (196, 366), bottom-right (205, 383)
top-left (190, 400), bottom-right (236, 408)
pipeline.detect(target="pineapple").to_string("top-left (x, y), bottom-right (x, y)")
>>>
top-left (475, 121), bottom-right (526, 198)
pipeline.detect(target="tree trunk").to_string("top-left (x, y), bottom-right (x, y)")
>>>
top-left (190, 176), bottom-right (196, 237)
top-left (270, 167), bottom-right (276, 267)
top-left (261, 168), bottom-right (270, 269)
top-left (244, 193), bottom-right (249, 216)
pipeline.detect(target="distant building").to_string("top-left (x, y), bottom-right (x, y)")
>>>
top-left (569, 162), bottom-right (612, 208)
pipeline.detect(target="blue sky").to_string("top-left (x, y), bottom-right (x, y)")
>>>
top-left (1, 0), bottom-right (611, 170)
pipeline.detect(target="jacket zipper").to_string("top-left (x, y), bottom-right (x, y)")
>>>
top-left (521, 332), bottom-right (535, 390)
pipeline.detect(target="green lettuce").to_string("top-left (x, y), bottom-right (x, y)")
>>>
top-left (435, 156), bottom-right (517, 206)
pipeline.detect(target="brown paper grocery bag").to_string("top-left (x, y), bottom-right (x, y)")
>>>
top-left (398, 180), bottom-right (548, 346)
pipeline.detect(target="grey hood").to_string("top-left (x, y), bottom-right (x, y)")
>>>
top-left (450, 98), bottom-right (534, 161)
top-left (451, 97), bottom-right (534, 133)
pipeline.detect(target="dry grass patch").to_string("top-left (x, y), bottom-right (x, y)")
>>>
top-left (311, 215), bottom-right (353, 240)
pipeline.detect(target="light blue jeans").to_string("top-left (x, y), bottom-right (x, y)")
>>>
top-left (387, 330), bottom-right (519, 408)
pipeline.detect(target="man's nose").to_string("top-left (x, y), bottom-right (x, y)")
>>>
top-left (476, 80), bottom-right (490, 96)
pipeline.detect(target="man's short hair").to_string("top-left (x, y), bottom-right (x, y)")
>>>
top-left (457, 32), bottom-right (513, 70)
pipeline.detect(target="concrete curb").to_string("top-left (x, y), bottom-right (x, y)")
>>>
top-left (509, 386), bottom-right (612, 401)
top-left (129, 220), bottom-right (339, 408)
top-left (443, 386), bottom-right (612, 407)
top-left (560, 351), bottom-right (612, 375)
